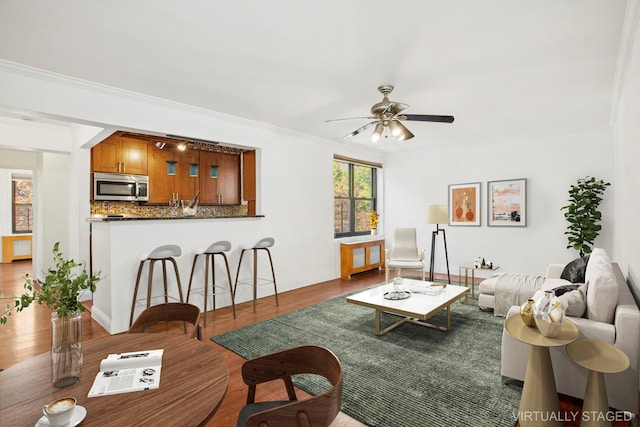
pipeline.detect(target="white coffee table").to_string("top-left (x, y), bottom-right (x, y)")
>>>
top-left (346, 279), bottom-right (470, 336)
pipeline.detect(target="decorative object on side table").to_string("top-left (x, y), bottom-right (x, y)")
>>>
top-left (519, 299), bottom-right (536, 327)
top-left (533, 289), bottom-right (565, 337)
top-left (0, 242), bottom-right (102, 387)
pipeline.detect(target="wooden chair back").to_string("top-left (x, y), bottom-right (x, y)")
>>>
top-left (240, 345), bottom-right (343, 427)
top-left (128, 302), bottom-right (202, 341)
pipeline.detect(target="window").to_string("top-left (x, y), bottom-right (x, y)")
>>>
top-left (333, 156), bottom-right (379, 237)
top-left (12, 176), bottom-right (33, 233)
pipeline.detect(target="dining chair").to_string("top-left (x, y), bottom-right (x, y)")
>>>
top-left (128, 302), bottom-right (202, 341)
top-left (237, 345), bottom-right (343, 427)
top-left (385, 227), bottom-right (426, 282)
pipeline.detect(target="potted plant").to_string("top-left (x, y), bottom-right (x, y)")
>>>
top-left (1, 242), bottom-right (102, 387)
top-left (561, 176), bottom-right (611, 257)
top-left (368, 210), bottom-right (379, 235)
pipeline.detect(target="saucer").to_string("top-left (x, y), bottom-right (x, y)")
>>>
top-left (35, 405), bottom-right (86, 427)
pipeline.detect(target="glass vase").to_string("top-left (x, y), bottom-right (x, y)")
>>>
top-left (50, 311), bottom-right (83, 387)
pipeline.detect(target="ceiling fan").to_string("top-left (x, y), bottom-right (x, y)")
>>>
top-left (327, 85), bottom-right (454, 142)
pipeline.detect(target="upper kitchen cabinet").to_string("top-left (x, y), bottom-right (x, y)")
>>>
top-left (199, 151), bottom-right (240, 205)
top-left (92, 136), bottom-right (148, 175)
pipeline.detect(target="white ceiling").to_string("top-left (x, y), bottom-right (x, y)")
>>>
top-left (0, 0), bottom-right (628, 151)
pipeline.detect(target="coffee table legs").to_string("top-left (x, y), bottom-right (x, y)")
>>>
top-left (519, 345), bottom-right (562, 427)
top-left (373, 305), bottom-right (452, 336)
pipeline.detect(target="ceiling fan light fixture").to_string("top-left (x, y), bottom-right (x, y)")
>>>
top-left (371, 123), bottom-right (384, 142)
top-left (388, 120), bottom-right (404, 137)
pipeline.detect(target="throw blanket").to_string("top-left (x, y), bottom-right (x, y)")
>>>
top-left (494, 273), bottom-right (546, 316)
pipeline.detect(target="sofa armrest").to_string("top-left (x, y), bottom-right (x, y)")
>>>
top-left (614, 304), bottom-right (640, 367)
top-left (546, 264), bottom-right (565, 279)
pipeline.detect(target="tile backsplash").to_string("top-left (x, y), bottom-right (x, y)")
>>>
top-left (90, 201), bottom-right (248, 218)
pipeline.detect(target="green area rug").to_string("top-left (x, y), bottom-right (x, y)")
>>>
top-left (212, 289), bottom-right (521, 427)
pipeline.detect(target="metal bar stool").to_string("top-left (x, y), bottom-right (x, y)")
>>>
top-left (186, 240), bottom-right (236, 325)
top-left (130, 244), bottom-right (184, 326)
top-left (233, 237), bottom-right (278, 313)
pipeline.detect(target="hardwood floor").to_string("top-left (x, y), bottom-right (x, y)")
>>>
top-left (0, 261), bottom-right (633, 426)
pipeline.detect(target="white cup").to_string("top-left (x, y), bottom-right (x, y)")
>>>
top-left (42, 397), bottom-right (76, 427)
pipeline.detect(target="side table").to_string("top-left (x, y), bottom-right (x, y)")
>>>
top-left (504, 315), bottom-right (579, 427)
top-left (458, 265), bottom-right (499, 301)
top-left (566, 339), bottom-right (630, 427)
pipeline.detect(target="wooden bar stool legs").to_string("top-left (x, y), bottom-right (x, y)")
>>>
top-left (234, 237), bottom-right (279, 313)
top-left (186, 241), bottom-right (236, 326)
top-left (130, 244), bottom-right (184, 327)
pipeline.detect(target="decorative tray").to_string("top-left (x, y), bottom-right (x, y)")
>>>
top-left (383, 291), bottom-right (411, 300)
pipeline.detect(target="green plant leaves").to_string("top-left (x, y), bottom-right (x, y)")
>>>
top-left (560, 176), bottom-right (610, 257)
top-left (1, 242), bottom-right (102, 324)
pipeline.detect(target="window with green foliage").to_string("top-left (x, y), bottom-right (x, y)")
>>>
top-left (12, 176), bottom-right (33, 233)
top-left (334, 157), bottom-right (378, 237)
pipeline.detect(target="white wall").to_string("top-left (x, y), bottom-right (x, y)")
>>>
top-left (383, 129), bottom-right (614, 276)
top-left (613, 0), bottom-right (640, 297)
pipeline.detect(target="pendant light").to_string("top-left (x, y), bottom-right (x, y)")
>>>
top-left (189, 163), bottom-right (199, 177)
top-left (209, 165), bottom-right (219, 178)
top-left (166, 160), bottom-right (177, 175)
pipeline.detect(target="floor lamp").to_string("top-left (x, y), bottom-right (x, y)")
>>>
top-left (427, 205), bottom-right (450, 284)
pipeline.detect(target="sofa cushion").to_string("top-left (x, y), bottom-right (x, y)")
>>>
top-left (558, 282), bottom-right (588, 317)
top-left (561, 255), bottom-right (590, 283)
top-left (585, 248), bottom-right (618, 323)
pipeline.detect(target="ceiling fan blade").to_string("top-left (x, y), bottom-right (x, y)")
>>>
top-left (401, 114), bottom-right (455, 123)
top-left (325, 116), bottom-right (375, 123)
top-left (343, 121), bottom-right (377, 139)
top-left (388, 102), bottom-right (409, 115)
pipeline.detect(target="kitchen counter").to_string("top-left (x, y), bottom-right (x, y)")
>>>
top-left (90, 215), bottom-right (271, 334)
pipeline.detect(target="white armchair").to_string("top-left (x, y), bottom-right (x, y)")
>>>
top-left (385, 227), bottom-right (426, 282)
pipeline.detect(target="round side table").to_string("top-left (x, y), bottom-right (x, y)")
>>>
top-left (566, 339), bottom-right (630, 427)
top-left (504, 315), bottom-right (579, 427)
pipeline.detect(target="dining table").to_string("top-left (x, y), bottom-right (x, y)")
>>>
top-left (0, 333), bottom-right (229, 426)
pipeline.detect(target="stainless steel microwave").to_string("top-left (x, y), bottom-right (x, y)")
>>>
top-left (93, 172), bottom-right (149, 202)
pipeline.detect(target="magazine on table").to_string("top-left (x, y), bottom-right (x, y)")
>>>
top-left (88, 349), bottom-right (164, 397)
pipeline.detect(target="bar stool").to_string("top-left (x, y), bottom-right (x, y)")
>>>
top-left (130, 244), bottom-right (184, 326)
top-left (186, 240), bottom-right (236, 325)
top-left (234, 237), bottom-right (279, 313)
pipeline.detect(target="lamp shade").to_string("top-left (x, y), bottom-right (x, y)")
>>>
top-left (426, 205), bottom-right (448, 224)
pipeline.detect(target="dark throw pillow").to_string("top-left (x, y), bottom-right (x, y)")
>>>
top-left (560, 255), bottom-right (590, 284)
top-left (552, 284), bottom-right (580, 297)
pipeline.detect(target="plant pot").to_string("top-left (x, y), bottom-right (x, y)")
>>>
top-left (51, 311), bottom-right (83, 387)
top-left (371, 229), bottom-right (377, 235)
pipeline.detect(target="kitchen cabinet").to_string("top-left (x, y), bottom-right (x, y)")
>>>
top-left (147, 146), bottom-right (198, 204)
top-left (92, 136), bottom-right (148, 175)
top-left (199, 151), bottom-right (240, 205)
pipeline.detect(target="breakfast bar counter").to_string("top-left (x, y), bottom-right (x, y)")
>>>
top-left (90, 215), bottom-right (269, 334)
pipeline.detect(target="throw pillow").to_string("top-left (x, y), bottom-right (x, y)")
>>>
top-left (561, 255), bottom-right (590, 283)
top-left (558, 282), bottom-right (588, 317)
top-left (584, 248), bottom-right (619, 323)
top-left (552, 284), bottom-right (580, 297)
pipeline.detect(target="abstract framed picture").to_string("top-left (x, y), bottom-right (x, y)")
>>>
top-left (448, 182), bottom-right (481, 226)
top-left (488, 178), bottom-right (527, 227)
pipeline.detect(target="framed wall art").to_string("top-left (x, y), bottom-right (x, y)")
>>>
top-left (488, 178), bottom-right (527, 227)
top-left (448, 182), bottom-right (481, 226)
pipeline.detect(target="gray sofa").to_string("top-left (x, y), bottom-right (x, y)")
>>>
top-left (499, 249), bottom-right (639, 414)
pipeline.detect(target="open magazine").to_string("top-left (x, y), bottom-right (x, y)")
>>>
top-left (88, 349), bottom-right (164, 397)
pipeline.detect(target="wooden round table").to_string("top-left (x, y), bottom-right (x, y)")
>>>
top-left (504, 315), bottom-right (579, 427)
top-left (0, 333), bottom-right (229, 426)
top-left (566, 339), bottom-right (630, 427)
